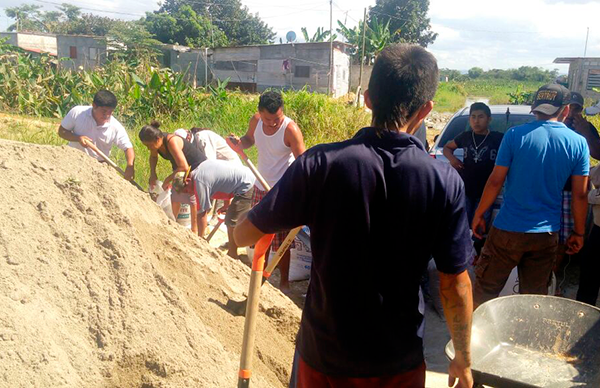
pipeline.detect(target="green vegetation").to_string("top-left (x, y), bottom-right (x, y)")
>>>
top-left (0, 44), bottom-right (370, 188)
top-left (432, 79), bottom-right (543, 112)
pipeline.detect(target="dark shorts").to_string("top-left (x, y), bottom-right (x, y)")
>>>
top-left (252, 187), bottom-right (294, 251)
top-left (473, 226), bottom-right (558, 306)
top-left (296, 355), bottom-right (426, 388)
top-left (225, 188), bottom-right (253, 227)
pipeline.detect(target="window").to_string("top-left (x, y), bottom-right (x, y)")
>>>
top-left (587, 69), bottom-right (600, 90)
top-left (69, 46), bottom-right (77, 59)
top-left (294, 65), bottom-right (310, 78)
top-left (89, 47), bottom-right (98, 62)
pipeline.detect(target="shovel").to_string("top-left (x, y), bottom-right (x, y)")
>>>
top-left (237, 233), bottom-right (274, 388)
top-left (87, 143), bottom-right (145, 192)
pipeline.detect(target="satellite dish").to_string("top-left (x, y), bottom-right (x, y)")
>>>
top-left (286, 31), bottom-right (296, 43)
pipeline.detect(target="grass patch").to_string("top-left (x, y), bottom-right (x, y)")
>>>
top-left (433, 80), bottom-right (544, 112)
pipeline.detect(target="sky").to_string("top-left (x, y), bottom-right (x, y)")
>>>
top-left (2, 0), bottom-right (600, 72)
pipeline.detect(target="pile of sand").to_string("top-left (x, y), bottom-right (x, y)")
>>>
top-left (0, 140), bottom-right (300, 387)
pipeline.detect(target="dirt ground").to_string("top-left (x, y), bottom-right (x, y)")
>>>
top-left (0, 139), bottom-right (301, 388)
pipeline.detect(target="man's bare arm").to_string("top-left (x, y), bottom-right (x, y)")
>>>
top-left (472, 165), bottom-right (508, 238)
top-left (58, 125), bottom-right (93, 148)
top-left (240, 113), bottom-right (259, 149)
top-left (123, 147), bottom-right (135, 181)
top-left (440, 270), bottom-right (474, 388)
top-left (567, 175), bottom-right (589, 254)
top-left (285, 121), bottom-right (306, 158)
top-left (234, 214), bottom-right (265, 247)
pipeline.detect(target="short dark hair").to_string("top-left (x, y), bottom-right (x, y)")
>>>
top-left (469, 102), bottom-right (491, 117)
top-left (93, 90), bottom-right (118, 109)
top-left (139, 121), bottom-right (164, 143)
top-left (368, 44), bottom-right (439, 130)
top-left (258, 90), bottom-right (284, 114)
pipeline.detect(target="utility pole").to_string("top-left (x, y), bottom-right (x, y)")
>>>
top-left (358, 8), bottom-right (367, 95)
top-left (584, 27), bottom-right (590, 57)
top-left (204, 47), bottom-right (209, 87)
top-left (328, 0), bottom-right (333, 96)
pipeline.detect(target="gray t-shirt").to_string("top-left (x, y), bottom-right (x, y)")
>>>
top-left (192, 159), bottom-right (256, 212)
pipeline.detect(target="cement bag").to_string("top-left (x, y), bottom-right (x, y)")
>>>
top-left (289, 227), bottom-right (312, 282)
top-left (176, 204), bottom-right (192, 229)
top-left (153, 182), bottom-right (176, 221)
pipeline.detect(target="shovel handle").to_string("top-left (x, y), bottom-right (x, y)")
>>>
top-left (205, 215), bottom-right (225, 242)
top-left (238, 233), bottom-right (274, 387)
top-left (263, 226), bottom-right (303, 278)
top-left (226, 137), bottom-right (271, 192)
top-left (87, 143), bottom-right (145, 192)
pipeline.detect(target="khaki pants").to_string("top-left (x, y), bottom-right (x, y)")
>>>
top-left (473, 226), bottom-right (558, 307)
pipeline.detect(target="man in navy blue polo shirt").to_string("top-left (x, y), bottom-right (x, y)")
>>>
top-left (235, 44), bottom-right (474, 388)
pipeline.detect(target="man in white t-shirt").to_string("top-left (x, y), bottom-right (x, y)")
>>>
top-left (58, 90), bottom-right (135, 181)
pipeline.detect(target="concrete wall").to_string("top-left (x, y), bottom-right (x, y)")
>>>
top-left (349, 64), bottom-right (373, 93)
top-left (332, 48), bottom-right (350, 98)
top-left (1, 32), bottom-right (57, 55)
top-left (207, 43), bottom-right (350, 96)
top-left (0, 33), bottom-right (18, 47)
top-left (168, 49), bottom-right (210, 87)
top-left (57, 35), bottom-right (106, 70)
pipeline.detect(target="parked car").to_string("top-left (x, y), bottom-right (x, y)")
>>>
top-left (429, 105), bottom-right (535, 161)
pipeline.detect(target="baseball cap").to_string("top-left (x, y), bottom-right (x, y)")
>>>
top-left (585, 101), bottom-right (600, 116)
top-left (173, 128), bottom-right (188, 139)
top-left (531, 84), bottom-right (572, 116)
top-left (570, 92), bottom-right (584, 107)
top-left (172, 167), bottom-right (191, 193)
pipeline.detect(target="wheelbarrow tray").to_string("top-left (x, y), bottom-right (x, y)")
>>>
top-left (445, 295), bottom-right (600, 387)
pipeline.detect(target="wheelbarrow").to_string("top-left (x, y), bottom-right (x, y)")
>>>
top-left (445, 295), bottom-right (600, 388)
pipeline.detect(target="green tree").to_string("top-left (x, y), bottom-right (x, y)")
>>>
top-left (107, 21), bottom-right (162, 64)
top-left (62, 14), bottom-right (119, 36)
top-left (301, 27), bottom-right (336, 43)
top-left (58, 3), bottom-right (81, 21)
top-left (5, 4), bottom-right (43, 32)
top-left (439, 68), bottom-right (462, 81)
top-left (337, 17), bottom-right (395, 64)
top-left (158, 0), bottom-right (275, 45)
top-left (144, 6), bottom-right (228, 48)
top-left (468, 67), bottom-right (484, 79)
top-left (368, 0), bottom-right (437, 47)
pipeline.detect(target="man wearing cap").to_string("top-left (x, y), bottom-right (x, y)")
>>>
top-left (471, 84), bottom-right (590, 308)
top-left (566, 92), bottom-right (600, 160)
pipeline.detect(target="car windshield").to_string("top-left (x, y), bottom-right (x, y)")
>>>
top-left (437, 113), bottom-right (535, 148)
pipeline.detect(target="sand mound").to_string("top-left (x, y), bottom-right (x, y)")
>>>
top-left (0, 140), bottom-right (300, 388)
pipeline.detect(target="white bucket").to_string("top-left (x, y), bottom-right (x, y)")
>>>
top-left (176, 203), bottom-right (192, 229)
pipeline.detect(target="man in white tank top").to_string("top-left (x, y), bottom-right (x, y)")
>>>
top-left (229, 90), bottom-right (305, 293)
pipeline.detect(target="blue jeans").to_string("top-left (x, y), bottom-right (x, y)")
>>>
top-left (465, 196), bottom-right (492, 232)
